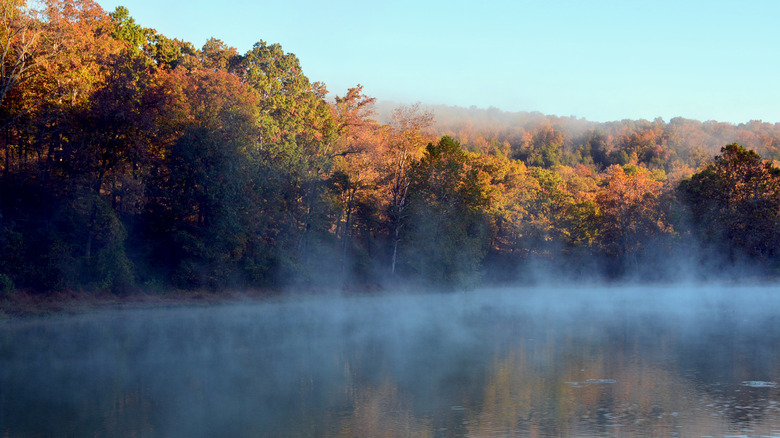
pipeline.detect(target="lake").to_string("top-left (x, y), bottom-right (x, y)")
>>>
top-left (3, 285), bottom-right (780, 437)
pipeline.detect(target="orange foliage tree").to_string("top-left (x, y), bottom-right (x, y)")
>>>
top-left (596, 165), bottom-right (671, 271)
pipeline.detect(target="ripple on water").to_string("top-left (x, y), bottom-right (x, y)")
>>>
top-left (741, 381), bottom-right (778, 388)
top-left (565, 378), bottom-right (617, 388)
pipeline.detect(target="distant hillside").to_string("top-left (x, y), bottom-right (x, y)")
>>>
top-left (375, 100), bottom-right (780, 169)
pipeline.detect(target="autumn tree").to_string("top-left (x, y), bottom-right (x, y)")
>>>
top-left (200, 37), bottom-right (240, 72)
top-left (0, 0), bottom-right (139, 291)
top-left (0, 0), bottom-right (50, 115)
top-left (678, 143), bottom-right (780, 269)
top-left (378, 103), bottom-right (435, 276)
top-left (596, 165), bottom-right (670, 274)
top-left (49, 52), bottom-right (161, 291)
top-left (554, 165), bottom-right (601, 252)
top-left (512, 124), bottom-right (565, 168)
top-left (328, 85), bottom-right (383, 276)
top-left (616, 127), bottom-right (673, 169)
top-left (143, 68), bottom-right (259, 287)
top-left (9, 0), bottom-right (780, 294)
top-left (462, 151), bottom-right (538, 280)
top-left (575, 130), bottom-right (610, 169)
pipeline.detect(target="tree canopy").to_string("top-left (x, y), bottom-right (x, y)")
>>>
top-left (0, 0), bottom-right (777, 295)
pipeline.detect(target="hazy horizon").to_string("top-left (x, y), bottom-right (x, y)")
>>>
top-left (371, 99), bottom-right (780, 126)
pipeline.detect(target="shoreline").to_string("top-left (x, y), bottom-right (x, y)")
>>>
top-left (0, 289), bottom-right (282, 319)
top-left (3, 277), bottom-right (779, 319)
top-left (0, 283), bottom-right (392, 319)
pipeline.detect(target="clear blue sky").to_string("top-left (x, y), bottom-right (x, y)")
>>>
top-left (95, 0), bottom-right (780, 123)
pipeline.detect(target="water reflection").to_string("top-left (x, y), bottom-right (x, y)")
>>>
top-left (2, 286), bottom-right (780, 437)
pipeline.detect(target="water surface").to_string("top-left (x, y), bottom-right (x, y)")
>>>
top-left (3, 286), bottom-right (780, 437)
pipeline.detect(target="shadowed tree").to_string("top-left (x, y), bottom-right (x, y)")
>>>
top-left (0, 0), bottom-right (139, 292)
top-left (143, 68), bottom-right (259, 288)
top-left (403, 136), bottom-right (489, 286)
top-left (239, 40), bottom-right (338, 282)
top-left (678, 143), bottom-right (780, 269)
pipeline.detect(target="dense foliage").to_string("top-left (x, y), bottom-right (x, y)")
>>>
top-left (1, 0), bottom-right (779, 294)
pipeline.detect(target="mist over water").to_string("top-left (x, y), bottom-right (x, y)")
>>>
top-left (3, 285), bottom-right (780, 437)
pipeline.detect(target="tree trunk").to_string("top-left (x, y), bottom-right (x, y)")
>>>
top-left (340, 186), bottom-right (354, 275)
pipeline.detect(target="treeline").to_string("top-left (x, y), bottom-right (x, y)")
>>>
top-left (401, 103), bottom-right (780, 169)
top-left (1, 0), bottom-right (779, 294)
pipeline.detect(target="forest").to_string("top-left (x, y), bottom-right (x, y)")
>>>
top-left (1, 0), bottom-right (780, 295)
